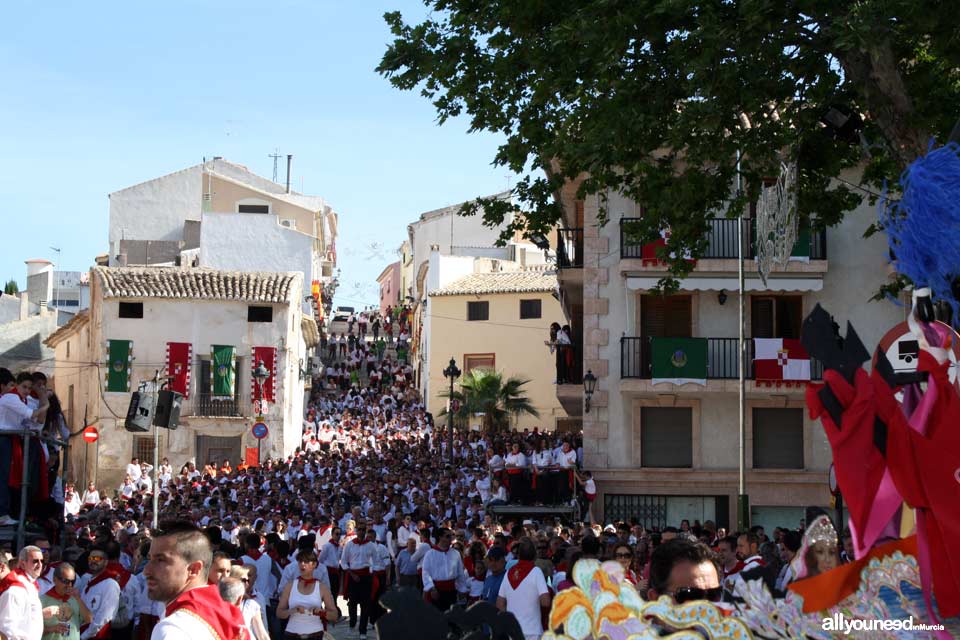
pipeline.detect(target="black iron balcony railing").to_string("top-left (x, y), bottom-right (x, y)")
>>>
top-left (620, 218), bottom-right (827, 261)
top-left (557, 227), bottom-right (584, 268)
top-left (183, 393), bottom-right (249, 417)
top-left (620, 336), bottom-right (823, 380)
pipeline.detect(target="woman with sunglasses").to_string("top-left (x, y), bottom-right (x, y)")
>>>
top-left (230, 565), bottom-right (271, 640)
top-left (277, 549), bottom-right (339, 640)
top-left (612, 544), bottom-right (640, 587)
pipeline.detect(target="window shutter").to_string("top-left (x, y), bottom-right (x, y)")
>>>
top-left (753, 408), bottom-right (804, 468)
top-left (777, 296), bottom-right (803, 339)
top-left (752, 297), bottom-right (775, 338)
top-left (640, 407), bottom-right (693, 468)
top-left (665, 296), bottom-right (692, 337)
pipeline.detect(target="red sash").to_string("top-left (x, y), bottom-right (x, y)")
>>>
top-left (84, 570), bottom-right (118, 594)
top-left (106, 561), bottom-right (132, 589)
top-left (165, 584), bottom-right (247, 640)
top-left (244, 549), bottom-right (263, 561)
top-left (507, 560), bottom-right (535, 589)
top-left (3, 391), bottom-right (26, 488)
top-left (433, 579), bottom-right (456, 591)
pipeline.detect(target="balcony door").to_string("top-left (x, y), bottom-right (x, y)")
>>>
top-left (638, 295), bottom-right (692, 376)
top-left (751, 296), bottom-right (802, 339)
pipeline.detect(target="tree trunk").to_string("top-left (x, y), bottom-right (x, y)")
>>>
top-left (836, 38), bottom-right (930, 170)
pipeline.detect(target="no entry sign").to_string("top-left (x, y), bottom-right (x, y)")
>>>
top-left (82, 426), bottom-right (99, 443)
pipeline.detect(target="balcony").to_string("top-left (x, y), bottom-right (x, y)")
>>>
top-left (557, 228), bottom-right (584, 268)
top-left (620, 218), bottom-right (826, 261)
top-left (620, 336), bottom-right (823, 380)
top-left (181, 393), bottom-right (250, 418)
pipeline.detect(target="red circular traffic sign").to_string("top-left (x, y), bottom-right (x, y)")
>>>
top-left (252, 422), bottom-right (269, 439)
top-left (82, 426), bottom-right (99, 443)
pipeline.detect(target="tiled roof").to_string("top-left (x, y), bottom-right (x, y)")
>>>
top-left (429, 269), bottom-right (557, 296)
top-left (44, 310), bottom-right (90, 347)
top-left (93, 267), bottom-right (301, 303)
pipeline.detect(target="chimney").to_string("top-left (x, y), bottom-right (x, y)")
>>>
top-left (285, 155), bottom-right (293, 193)
top-left (19, 292), bottom-right (28, 321)
top-left (117, 252), bottom-right (128, 267)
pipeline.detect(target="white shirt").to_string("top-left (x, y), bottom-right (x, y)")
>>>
top-left (152, 609), bottom-right (218, 640)
top-left (240, 553), bottom-right (276, 601)
top-left (0, 571), bottom-right (43, 640)
top-left (497, 565), bottom-right (549, 637)
top-left (555, 448), bottom-right (577, 468)
top-left (340, 540), bottom-right (374, 571)
top-left (0, 393), bottom-right (33, 432)
top-left (421, 547), bottom-right (468, 593)
top-left (81, 574), bottom-right (121, 639)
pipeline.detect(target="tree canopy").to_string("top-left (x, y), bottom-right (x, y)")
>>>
top-left (378, 1), bottom-right (960, 285)
top-left (3, 280), bottom-right (18, 295)
top-left (438, 368), bottom-right (539, 433)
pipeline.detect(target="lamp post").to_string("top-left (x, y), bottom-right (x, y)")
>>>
top-left (583, 370), bottom-right (597, 412)
top-left (442, 357), bottom-right (461, 464)
top-left (252, 360), bottom-right (270, 466)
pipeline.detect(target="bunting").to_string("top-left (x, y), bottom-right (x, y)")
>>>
top-left (211, 345), bottom-right (236, 398)
top-left (166, 342), bottom-right (192, 398)
top-left (251, 346), bottom-right (277, 403)
top-left (105, 340), bottom-right (133, 392)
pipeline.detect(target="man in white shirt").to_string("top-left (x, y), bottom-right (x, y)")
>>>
top-left (144, 521), bottom-right (246, 640)
top-left (126, 457), bottom-right (142, 483)
top-left (421, 528), bottom-right (468, 611)
top-left (318, 527), bottom-right (344, 600)
top-left (0, 545), bottom-right (64, 640)
top-left (340, 523), bottom-right (375, 640)
top-left (239, 532), bottom-right (274, 607)
top-left (496, 537), bottom-right (550, 640)
top-left (0, 371), bottom-right (49, 526)
top-left (80, 547), bottom-right (120, 640)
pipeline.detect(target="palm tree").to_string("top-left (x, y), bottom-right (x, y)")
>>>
top-left (439, 368), bottom-right (540, 433)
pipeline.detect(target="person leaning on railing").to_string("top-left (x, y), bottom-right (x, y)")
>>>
top-left (0, 368), bottom-right (50, 526)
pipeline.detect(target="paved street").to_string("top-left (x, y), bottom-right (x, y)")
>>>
top-left (324, 595), bottom-right (380, 640)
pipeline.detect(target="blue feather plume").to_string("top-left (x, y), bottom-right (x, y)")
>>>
top-left (880, 140), bottom-right (960, 326)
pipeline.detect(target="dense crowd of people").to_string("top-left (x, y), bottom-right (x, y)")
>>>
top-left (0, 319), bottom-right (845, 640)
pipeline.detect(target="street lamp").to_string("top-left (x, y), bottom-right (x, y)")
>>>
top-left (252, 360), bottom-right (270, 465)
top-left (443, 357), bottom-right (461, 464)
top-left (583, 370), bottom-right (597, 412)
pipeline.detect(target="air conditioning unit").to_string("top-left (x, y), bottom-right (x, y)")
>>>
top-left (280, 219), bottom-right (296, 229)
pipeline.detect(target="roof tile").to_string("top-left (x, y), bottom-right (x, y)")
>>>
top-left (93, 267), bottom-right (300, 303)
top-left (429, 269), bottom-right (557, 297)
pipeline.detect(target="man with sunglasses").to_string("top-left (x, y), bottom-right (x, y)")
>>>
top-left (646, 539), bottom-right (723, 606)
top-left (41, 562), bottom-right (92, 639)
top-left (0, 545), bottom-right (65, 640)
top-left (79, 548), bottom-right (120, 640)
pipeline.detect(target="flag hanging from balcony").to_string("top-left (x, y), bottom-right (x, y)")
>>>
top-left (166, 342), bottom-right (192, 398)
top-left (251, 346), bottom-right (277, 403)
top-left (105, 339), bottom-right (133, 392)
top-left (754, 337), bottom-right (811, 383)
top-left (651, 337), bottom-right (707, 385)
top-left (211, 345), bottom-right (236, 398)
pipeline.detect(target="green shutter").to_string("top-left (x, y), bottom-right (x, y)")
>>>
top-left (650, 337), bottom-right (707, 385)
top-left (211, 345), bottom-right (236, 398)
top-left (791, 227), bottom-right (811, 258)
top-left (106, 340), bottom-right (133, 392)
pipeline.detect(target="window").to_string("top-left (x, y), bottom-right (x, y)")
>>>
top-left (640, 294), bottom-right (691, 337)
top-left (753, 408), bottom-right (804, 468)
top-left (119, 302), bottom-right (143, 319)
top-left (238, 204), bottom-right (270, 214)
top-left (133, 435), bottom-right (155, 465)
top-left (247, 306), bottom-right (273, 323)
top-left (751, 296), bottom-right (802, 339)
top-left (66, 341), bottom-right (70, 359)
top-left (463, 353), bottom-right (495, 374)
top-left (640, 407), bottom-right (692, 468)
top-left (467, 301), bottom-right (489, 321)
top-left (519, 299), bottom-right (542, 319)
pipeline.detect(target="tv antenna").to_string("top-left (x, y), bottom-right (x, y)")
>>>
top-left (269, 149), bottom-right (282, 182)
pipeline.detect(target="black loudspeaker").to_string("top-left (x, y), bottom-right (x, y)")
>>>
top-left (153, 390), bottom-right (183, 430)
top-left (124, 392), bottom-right (155, 433)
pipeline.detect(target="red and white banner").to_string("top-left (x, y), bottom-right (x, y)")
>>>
top-left (166, 342), bottom-right (192, 398)
top-left (754, 337), bottom-right (810, 383)
top-left (251, 346), bottom-right (277, 403)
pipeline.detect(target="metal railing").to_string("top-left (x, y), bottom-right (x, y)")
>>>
top-left (620, 336), bottom-right (823, 379)
top-left (182, 393), bottom-right (248, 417)
top-left (620, 218), bottom-right (827, 260)
top-left (557, 228), bottom-right (584, 268)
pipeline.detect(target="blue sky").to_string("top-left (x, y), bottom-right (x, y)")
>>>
top-left (0, 1), bottom-right (510, 307)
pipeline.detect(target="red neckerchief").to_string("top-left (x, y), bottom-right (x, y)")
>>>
top-left (44, 586), bottom-right (72, 602)
top-left (2, 389), bottom-right (26, 404)
top-left (431, 545), bottom-right (446, 553)
top-left (507, 560), bottom-right (536, 590)
top-left (84, 570), bottom-right (118, 593)
top-left (165, 584), bottom-right (247, 640)
top-left (267, 549), bottom-right (288, 568)
top-left (105, 561), bottom-right (131, 589)
top-left (0, 569), bottom-right (38, 595)
top-left (298, 576), bottom-right (319, 587)
top-left (353, 538), bottom-right (369, 546)
top-left (245, 549), bottom-right (263, 561)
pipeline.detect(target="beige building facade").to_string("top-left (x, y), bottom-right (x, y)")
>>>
top-left (558, 170), bottom-right (904, 531)
top-left (426, 268), bottom-right (566, 431)
top-left (45, 266), bottom-right (313, 490)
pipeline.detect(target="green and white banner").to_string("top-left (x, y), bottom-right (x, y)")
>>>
top-left (211, 345), bottom-right (236, 398)
top-left (106, 340), bottom-right (133, 392)
top-left (651, 337), bottom-right (707, 386)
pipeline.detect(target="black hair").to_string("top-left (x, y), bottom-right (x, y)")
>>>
top-left (649, 539), bottom-right (719, 595)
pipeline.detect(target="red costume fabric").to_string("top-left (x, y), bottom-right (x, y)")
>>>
top-left (507, 560), bottom-right (535, 589)
top-left (806, 369), bottom-right (891, 554)
top-left (871, 351), bottom-right (960, 618)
